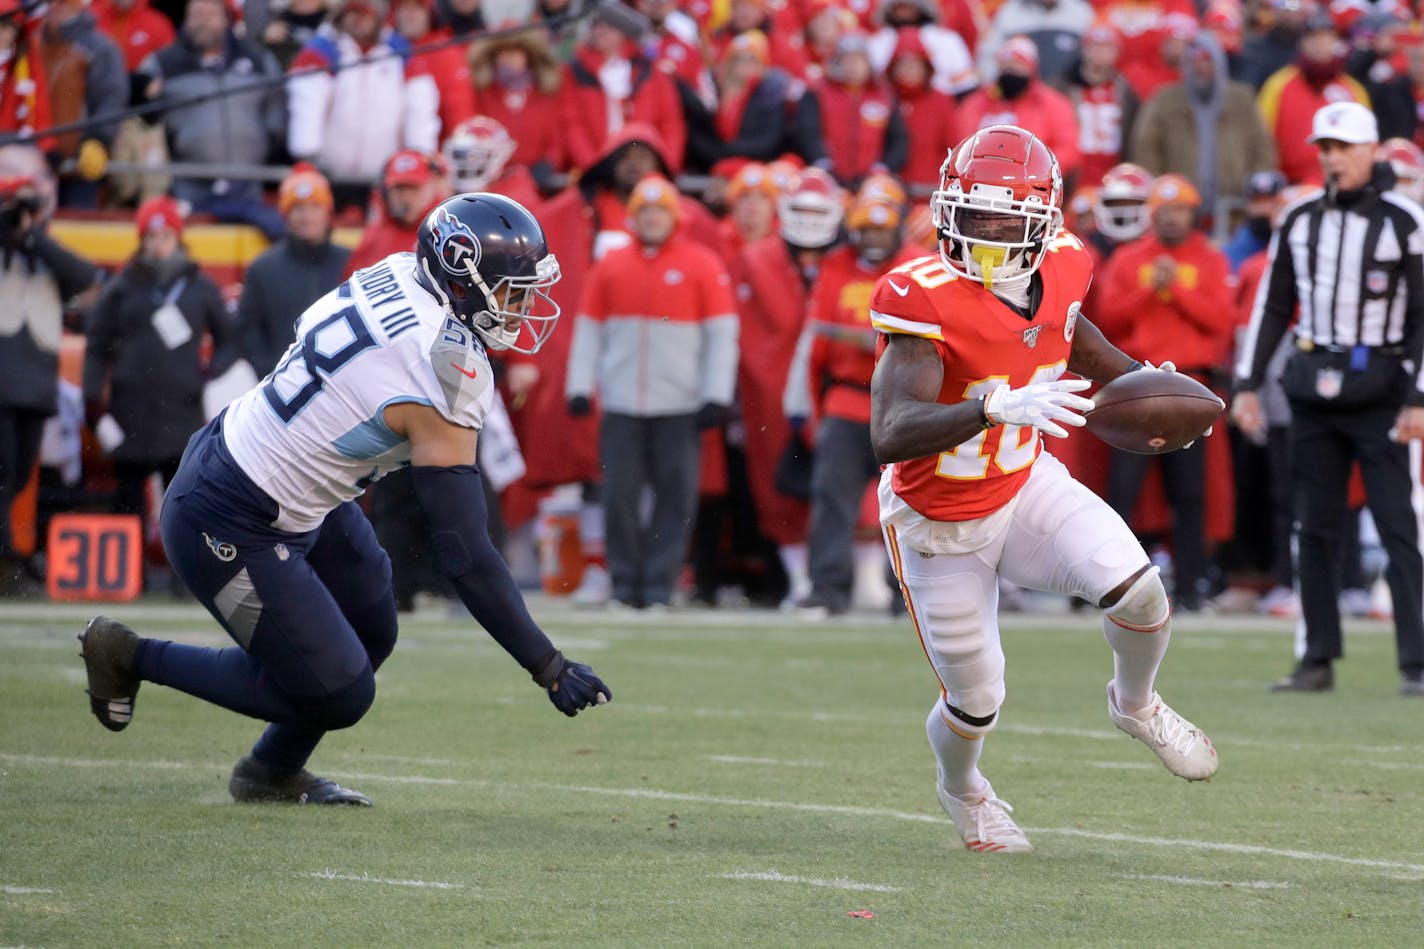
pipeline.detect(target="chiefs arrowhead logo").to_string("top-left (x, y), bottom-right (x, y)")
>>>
top-left (430, 206), bottom-right (482, 276)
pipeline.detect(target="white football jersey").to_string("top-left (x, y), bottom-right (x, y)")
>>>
top-left (223, 252), bottom-right (494, 532)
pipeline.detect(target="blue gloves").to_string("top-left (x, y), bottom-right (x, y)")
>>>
top-left (533, 650), bottom-right (612, 717)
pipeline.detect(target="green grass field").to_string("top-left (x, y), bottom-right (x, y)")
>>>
top-left (3, 598), bottom-right (1423, 947)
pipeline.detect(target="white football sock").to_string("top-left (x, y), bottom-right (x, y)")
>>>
top-left (926, 700), bottom-right (990, 798)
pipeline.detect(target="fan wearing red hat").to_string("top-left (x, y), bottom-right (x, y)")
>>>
top-left (82, 193), bottom-right (239, 589)
top-left (343, 149), bottom-right (452, 277)
top-left (955, 36), bottom-right (1083, 182)
top-left (565, 174), bottom-right (739, 610)
top-left (238, 164), bottom-right (351, 378)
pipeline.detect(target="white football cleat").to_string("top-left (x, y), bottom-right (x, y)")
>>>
top-left (1107, 682), bottom-right (1219, 781)
top-left (936, 780), bottom-right (1034, 854)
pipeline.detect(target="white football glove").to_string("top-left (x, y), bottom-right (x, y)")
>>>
top-left (983, 378), bottom-right (1095, 439)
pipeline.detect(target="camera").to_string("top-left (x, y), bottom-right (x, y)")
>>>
top-left (0, 174), bottom-right (43, 246)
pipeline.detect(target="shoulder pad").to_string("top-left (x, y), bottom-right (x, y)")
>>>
top-left (428, 318), bottom-right (494, 428)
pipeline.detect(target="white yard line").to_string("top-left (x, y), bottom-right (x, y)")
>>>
top-left (8, 751), bottom-right (1424, 876)
top-left (704, 755), bottom-right (828, 767)
top-left (2, 885), bottom-right (60, 895)
top-left (305, 870), bottom-right (463, 890)
top-left (720, 871), bottom-right (899, 893)
top-left (1114, 873), bottom-right (1291, 890)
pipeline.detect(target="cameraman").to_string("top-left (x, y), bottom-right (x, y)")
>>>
top-left (0, 146), bottom-right (102, 594)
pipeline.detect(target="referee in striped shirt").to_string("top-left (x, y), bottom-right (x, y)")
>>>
top-left (1232, 101), bottom-right (1424, 697)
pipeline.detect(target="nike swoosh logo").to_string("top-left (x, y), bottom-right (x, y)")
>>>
top-left (888, 280), bottom-right (910, 297)
top-left (451, 362), bottom-right (478, 380)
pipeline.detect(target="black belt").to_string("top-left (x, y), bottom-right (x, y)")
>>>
top-left (1296, 339), bottom-right (1407, 356)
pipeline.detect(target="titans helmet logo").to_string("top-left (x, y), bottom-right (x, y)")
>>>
top-left (431, 206), bottom-right (482, 276)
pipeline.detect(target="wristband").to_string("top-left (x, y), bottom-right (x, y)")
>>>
top-left (531, 649), bottom-right (567, 689)
top-left (977, 395), bottom-right (993, 429)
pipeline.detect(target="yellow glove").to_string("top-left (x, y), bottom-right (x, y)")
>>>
top-left (76, 139), bottom-right (109, 181)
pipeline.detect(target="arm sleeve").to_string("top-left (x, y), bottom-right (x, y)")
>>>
top-left (698, 263), bottom-right (739, 406)
top-left (29, 231), bottom-right (101, 300)
top-left (1235, 211), bottom-right (1300, 390)
top-left (409, 464), bottom-right (560, 675)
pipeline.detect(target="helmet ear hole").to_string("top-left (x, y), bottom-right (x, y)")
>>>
top-left (449, 281), bottom-right (467, 301)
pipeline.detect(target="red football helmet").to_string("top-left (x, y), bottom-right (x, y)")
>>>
top-left (1093, 162), bottom-right (1154, 243)
top-left (778, 167), bottom-right (845, 249)
top-left (1380, 137), bottom-right (1424, 205)
top-left (931, 125), bottom-right (1063, 287)
top-left (442, 116), bottom-right (517, 193)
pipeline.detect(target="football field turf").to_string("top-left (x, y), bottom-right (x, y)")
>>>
top-left (3, 598), bottom-right (1423, 947)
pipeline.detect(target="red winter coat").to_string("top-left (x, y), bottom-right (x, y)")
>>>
top-left (732, 234), bottom-right (814, 545)
top-left (93, 0), bottom-right (176, 72)
top-left (557, 46), bottom-right (686, 174)
top-left (895, 84), bottom-right (958, 193)
top-left (955, 81), bottom-right (1082, 181)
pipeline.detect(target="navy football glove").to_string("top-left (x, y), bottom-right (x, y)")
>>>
top-left (532, 650), bottom-right (611, 716)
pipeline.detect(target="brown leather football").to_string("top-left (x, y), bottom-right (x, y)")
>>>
top-left (1085, 370), bottom-right (1225, 455)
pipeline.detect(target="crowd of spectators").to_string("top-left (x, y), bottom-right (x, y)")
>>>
top-left (6, 0), bottom-right (1424, 612)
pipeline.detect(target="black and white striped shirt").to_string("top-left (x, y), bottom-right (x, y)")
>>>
top-left (1236, 170), bottom-right (1424, 395)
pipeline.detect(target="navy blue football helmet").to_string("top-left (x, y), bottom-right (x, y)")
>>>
top-left (415, 192), bottom-right (561, 354)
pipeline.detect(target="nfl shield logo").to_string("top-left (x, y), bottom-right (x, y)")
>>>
top-left (1316, 368), bottom-right (1344, 400)
top-left (1367, 270), bottom-right (1389, 294)
top-left (1023, 325), bottom-right (1043, 348)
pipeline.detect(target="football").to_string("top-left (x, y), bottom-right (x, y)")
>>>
top-left (1085, 369), bottom-right (1225, 454)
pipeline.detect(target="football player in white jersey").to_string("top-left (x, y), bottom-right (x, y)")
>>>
top-left (77, 194), bottom-right (611, 805)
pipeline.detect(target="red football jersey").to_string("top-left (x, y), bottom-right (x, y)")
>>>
top-left (870, 236), bottom-right (1094, 522)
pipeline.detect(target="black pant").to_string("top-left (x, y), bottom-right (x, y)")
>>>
top-left (1291, 403), bottom-right (1424, 672)
top-left (600, 412), bottom-right (701, 606)
top-left (805, 416), bottom-right (884, 610)
top-left (1107, 439), bottom-right (1208, 604)
top-left (0, 408), bottom-right (48, 556)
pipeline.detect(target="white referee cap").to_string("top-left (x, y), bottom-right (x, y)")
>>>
top-left (1308, 102), bottom-right (1379, 146)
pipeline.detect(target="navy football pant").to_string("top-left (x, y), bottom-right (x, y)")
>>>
top-left (137, 422), bottom-right (398, 772)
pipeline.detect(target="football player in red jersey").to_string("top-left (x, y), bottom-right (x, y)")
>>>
top-left (868, 125), bottom-right (1218, 854)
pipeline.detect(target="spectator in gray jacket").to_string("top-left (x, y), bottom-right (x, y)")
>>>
top-left (565, 175), bottom-right (739, 609)
top-left (238, 164), bottom-right (349, 377)
top-left (139, 0), bottom-right (287, 238)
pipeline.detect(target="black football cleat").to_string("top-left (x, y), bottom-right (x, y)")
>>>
top-left (78, 616), bottom-right (142, 732)
top-left (1270, 661), bottom-right (1334, 693)
top-left (229, 755), bottom-right (373, 806)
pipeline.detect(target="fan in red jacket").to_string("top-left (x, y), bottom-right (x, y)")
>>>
top-left (93, 0), bottom-right (175, 72)
top-left (887, 26), bottom-right (956, 196)
top-left (784, 177), bottom-right (919, 617)
top-left (557, 4), bottom-right (686, 174)
top-left (730, 167), bottom-right (846, 595)
top-left (467, 26), bottom-right (564, 180)
top-left (1094, 174), bottom-right (1236, 610)
top-left (0, 1), bottom-right (52, 148)
top-left (798, 32), bottom-right (908, 186)
top-left (342, 149), bottom-right (451, 278)
top-left (955, 37), bottom-right (1081, 183)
